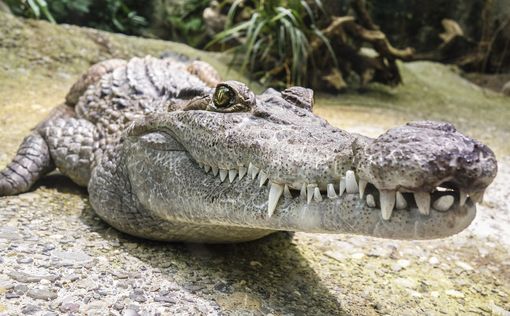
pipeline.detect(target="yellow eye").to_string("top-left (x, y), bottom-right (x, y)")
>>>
top-left (213, 86), bottom-right (234, 108)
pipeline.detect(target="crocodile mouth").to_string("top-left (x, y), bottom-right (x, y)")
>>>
top-left (195, 160), bottom-right (480, 221)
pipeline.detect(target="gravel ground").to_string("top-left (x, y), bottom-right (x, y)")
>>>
top-left (0, 12), bottom-right (509, 316)
top-left (0, 161), bottom-right (509, 315)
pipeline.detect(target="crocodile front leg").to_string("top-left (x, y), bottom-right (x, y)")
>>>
top-left (0, 132), bottom-right (54, 195)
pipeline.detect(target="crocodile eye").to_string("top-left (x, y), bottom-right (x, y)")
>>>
top-left (213, 85), bottom-right (234, 108)
top-left (207, 81), bottom-right (256, 113)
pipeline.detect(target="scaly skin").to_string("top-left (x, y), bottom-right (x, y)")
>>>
top-left (0, 55), bottom-right (498, 243)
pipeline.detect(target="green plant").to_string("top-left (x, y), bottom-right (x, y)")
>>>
top-left (160, 0), bottom-right (211, 47)
top-left (5, 0), bottom-right (148, 35)
top-left (209, 0), bottom-right (336, 87)
top-left (5, 0), bottom-right (56, 22)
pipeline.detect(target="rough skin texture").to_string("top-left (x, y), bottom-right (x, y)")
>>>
top-left (0, 55), bottom-right (498, 243)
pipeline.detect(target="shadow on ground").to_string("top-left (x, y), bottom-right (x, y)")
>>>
top-left (77, 202), bottom-right (350, 315)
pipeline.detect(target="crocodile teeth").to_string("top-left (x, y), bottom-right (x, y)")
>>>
top-left (395, 191), bottom-right (407, 209)
top-left (339, 177), bottom-right (346, 196)
top-left (366, 194), bottom-right (376, 208)
top-left (198, 162), bottom-right (204, 169)
top-left (471, 191), bottom-right (484, 203)
top-left (300, 183), bottom-right (307, 200)
top-left (327, 183), bottom-right (337, 199)
top-left (307, 184), bottom-right (316, 204)
top-left (380, 190), bottom-right (396, 220)
top-left (314, 187), bottom-right (323, 202)
top-left (238, 166), bottom-right (248, 180)
top-left (346, 171), bottom-right (358, 194)
top-left (268, 182), bottom-right (284, 218)
top-left (359, 180), bottom-right (367, 199)
top-left (219, 169), bottom-right (228, 182)
top-left (204, 165), bottom-right (211, 173)
top-left (212, 167), bottom-right (219, 176)
top-left (251, 164), bottom-right (260, 180)
top-left (433, 195), bottom-right (454, 212)
top-left (284, 184), bottom-right (292, 198)
top-left (459, 190), bottom-right (468, 206)
top-left (258, 171), bottom-right (268, 187)
top-left (229, 169), bottom-right (237, 183)
top-left (414, 192), bottom-right (431, 215)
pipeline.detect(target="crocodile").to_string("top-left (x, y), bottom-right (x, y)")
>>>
top-left (0, 56), bottom-right (498, 243)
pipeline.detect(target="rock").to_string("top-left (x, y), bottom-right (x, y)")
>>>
top-left (0, 226), bottom-right (22, 240)
top-left (502, 81), bottom-right (510, 96)
top-left (394, 278), bottom-right (417, 289)
top-left (21, 304), bottom-right (40, 315)
top-left (428, 256), bottom-right (440, 265)
top-left (13, 284), bottom-right (29, 295)
top-left (154, 295), bottom-right (177, 304)
top-left (123, 309), bottom-right (140, 316)
top-left (392, 259), bottom-right (411, 272)
top-left (60, 302), bottom-right (80, 313)
top-left (16, 257), bottom-right (33, 264)
top-left (455, 261), bottom-right (474, 271)
top-left (8, 271), bottom-right (58, 283)
top-left (445, 289), bottom-right (465, 298)
top-left (51, 250), bottom-right (93, 266)
top-left (27, 287), bottom-right (58, 300)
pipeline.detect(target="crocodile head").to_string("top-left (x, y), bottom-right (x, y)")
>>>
top-left (115, 81), bottom-right (497, 242)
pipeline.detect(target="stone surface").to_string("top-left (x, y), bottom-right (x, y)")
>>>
top-left (0, 12), bottom-right (509, 316)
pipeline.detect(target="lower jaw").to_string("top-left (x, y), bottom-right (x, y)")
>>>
top-left (129, 151), bottom-right (477, 241)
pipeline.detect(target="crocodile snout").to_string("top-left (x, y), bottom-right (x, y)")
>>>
top-left (354, 121), bottom-right (497, 218)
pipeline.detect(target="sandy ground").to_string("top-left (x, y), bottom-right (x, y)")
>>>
top-left (0, 12), bottom-right (509, 316)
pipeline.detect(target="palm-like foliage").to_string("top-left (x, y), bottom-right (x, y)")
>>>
top-left (210, 0), bottom-right (336, 87)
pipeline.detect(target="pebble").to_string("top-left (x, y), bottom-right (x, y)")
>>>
top-left (428, 256), bottom-right (440, 265)
top-left (21, 304), bottom-right (40, 314)
top-left (394, 277), bottom-right (417, 289)
top-left (51, 250), bottom-right (93, 266)
top-left (17, 257), bottom-right (34, 264)
top-left (445, 290), bottom-right (465, 298)
top-left (392, 259), bottom-right (411, 272)
top-left (455, 261), bottom-right (474, 271)
top-left (8, 271), bottom-right (58, 283)
top-left (123, 309), bottom-right (140, 316)
top-left (154, 295), bottom-right (177, 304)
top-left (27, 288), bottom-right (58, 300)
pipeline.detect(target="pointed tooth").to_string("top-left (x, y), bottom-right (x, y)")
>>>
top-left (247, 163), bottom-right (254, 178)
top-left (327, 183), bottom-right (337, 199)
top-left (267, 183), bottom-right (284, 218)
top-left (229, 169), bottom-right (238, 183)
top-left (219, 169), bottom-right (228, 182)
top-left (366, 194), bottom-right (376, 208)
top-left (212, 167), bottom-right (219, 176)
top-left (284, 184), bottom-right (292, 198)
top-left (314, 187), bottom-right (323, 202)
top-left (198, 162), bottom-right (204, 169)
top-left (380, 190), bottom-right (396, 220)
top-left (251, 164), bottom-right (260, 180)
top-left (470, 191), bottom-right (484, 203)
top-left (258, 171), bottom-right (268, 187)
top-left (346, 171), bottom-right (358, 194)
top-left (359, 180), bottom-right (367, 199)
top-left (395, 191), bottom-right (407, 209)
top-left (238, 166), bottom-right (247, 180)
top-left (300, 183), bottom-right (307, 200)
top-left (433, 195), bottom-right (454, 212)
top-left (204, 165), bottom-right (211, 173)
top-left (459, 190), bottom-right (468, 206)
top-left (414, 192), bottom-right (431, 215)
top-left (339, 178), bottom-right (346, 196)
top-left (307, 184), bottom-right (316, 204)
